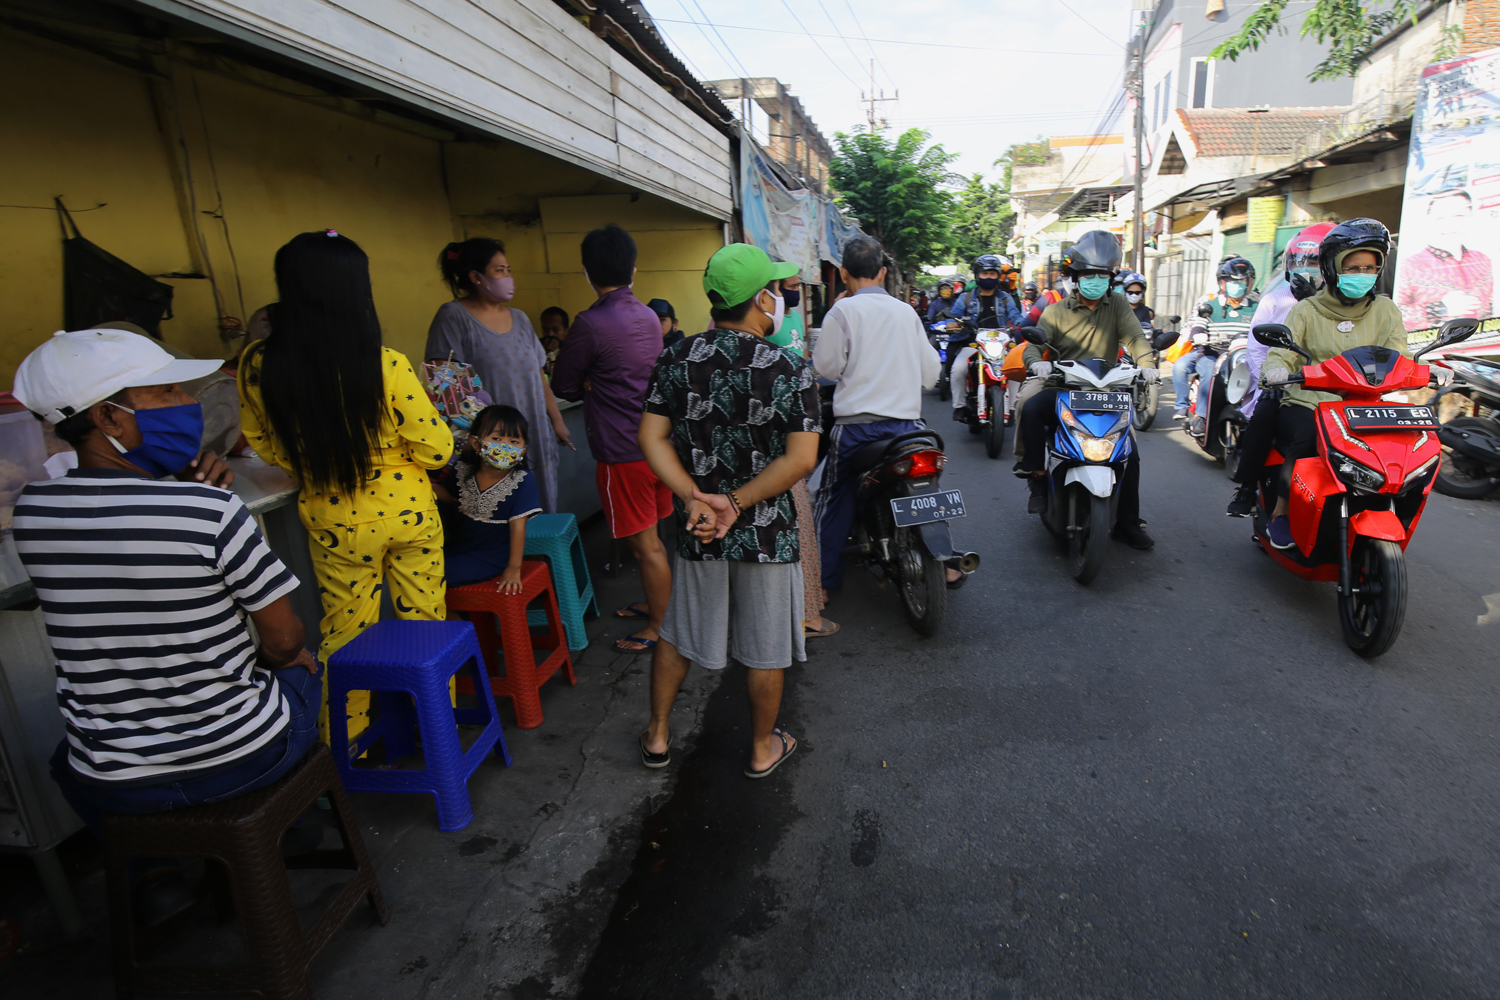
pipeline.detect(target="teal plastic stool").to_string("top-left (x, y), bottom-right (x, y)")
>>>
top-left (524, 513), bottom-right (597, 651)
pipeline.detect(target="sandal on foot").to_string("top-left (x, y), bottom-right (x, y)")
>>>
top-left (615, 633), bottom-right (657, 653)
top-left (745, 729), bottom-right (798, 779)
top-left (613, 603), bottom-right (650, 620)
top-left (803, 619), bottom-right (840, 638)
top-left (639, 731), bottom-right (670, 769)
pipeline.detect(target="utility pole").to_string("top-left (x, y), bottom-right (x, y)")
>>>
top-left (861, 59), bottom-right (898, 133)
top-left (1130, 16), bottom-right (1147, 274)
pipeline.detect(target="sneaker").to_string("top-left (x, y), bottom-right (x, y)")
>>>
top-left (1011, 462), bottom-right (1032, 480)
top-left (1188, 415), bottom-right (1206, 437)
top-left (1026, 477), bottom-right (1048, 515)
top-left (1226, 484), bottom-right (1257, 518)
top-left (1172, 410), bottom-right (1188, 421)
top-left (1112, 520), bottom-right (1155, 550)
top-left (951, 407), bottom-right (967, 423)
top-left (1266, 515), bottom-right (1295, 550)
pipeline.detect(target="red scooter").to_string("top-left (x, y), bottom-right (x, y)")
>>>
top-left (1248, 319), bottom-right (1477, 657)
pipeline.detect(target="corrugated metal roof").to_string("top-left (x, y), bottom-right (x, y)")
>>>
top-left (1177, 107), bottom-right (1349, 158)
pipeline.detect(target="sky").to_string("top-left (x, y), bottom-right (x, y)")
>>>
top-left (643, 0), bottom-right (1135, 182)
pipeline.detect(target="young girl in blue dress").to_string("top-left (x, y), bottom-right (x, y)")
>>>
top-left (433, 405), bottom-right (543, 592)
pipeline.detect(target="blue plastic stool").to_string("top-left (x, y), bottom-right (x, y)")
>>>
top-left (524, 513), bottom-right (597, 652)
top-left (327, 620), bottom-right (511, 832)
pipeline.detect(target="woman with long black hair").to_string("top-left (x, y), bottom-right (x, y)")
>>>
top-left (238, 231), bottom-right (453, 734)
top-left (426, 237), bottom-right (572, 513)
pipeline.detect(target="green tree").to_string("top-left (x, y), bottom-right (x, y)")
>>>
top-left (1210, 0), bottom-right (1427, 82)
top-left (828, 128), bottom-right (958, 272)
top-left (949, 172), bottom-right (1014, 267)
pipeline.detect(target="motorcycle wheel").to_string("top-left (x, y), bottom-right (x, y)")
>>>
top-left (1132, 381), bottom-right (1159, 431)
top-left (894, 526), bottom-right (947, 636)
top-left (938, 376), bottom-right (951, 402)
top-left (1338, 538), bottom-right (1407, 658)
top-left (984, 385), bottom-right (1007, 459)
top-left (1435, 417), bottom-right (1500, 498)
top-left (1068, 487), bottom-right (1111, 585)
top-left (1222, 421), bottom-right (1241, 479)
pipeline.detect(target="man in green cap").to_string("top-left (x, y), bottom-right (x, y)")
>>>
top-left (636, 243), bottom-right (822, 779)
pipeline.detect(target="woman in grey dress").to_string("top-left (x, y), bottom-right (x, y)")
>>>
top-left (426, 238), bottom-right (574, 512)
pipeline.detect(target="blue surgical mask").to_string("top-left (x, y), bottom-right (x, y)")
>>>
top-left (106, 401), bottom-right (204, 478)
top-left (478, 439), bottom-right (525, 471)
top-left (1225, 280), bottom-right (1247, 299)
top-left (1337, 273), bottom-right (1378, 299)
top-left (1077, 275), bottom-right (1111, 300)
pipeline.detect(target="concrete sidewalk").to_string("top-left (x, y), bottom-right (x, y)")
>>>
top-left (0, 517), bottom-right (720, 1000)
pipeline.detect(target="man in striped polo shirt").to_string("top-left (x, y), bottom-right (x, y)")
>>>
top-left (12, 329), bottom-right (318, 921)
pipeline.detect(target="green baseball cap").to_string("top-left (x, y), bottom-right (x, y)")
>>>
top-left (703, 243), bottom-right (798, 308)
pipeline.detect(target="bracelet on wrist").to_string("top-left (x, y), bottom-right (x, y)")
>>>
top-left (728, 491), bottom-right (743, 515)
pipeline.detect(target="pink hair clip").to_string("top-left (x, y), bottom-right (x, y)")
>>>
top-left (325, 229), bottom-right (339, 237)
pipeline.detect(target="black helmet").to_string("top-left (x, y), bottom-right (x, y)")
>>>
top-left (1318, 218), bottom-right (1390, 304)
top-left (973, 253), bottom-right (1011, 274)
top-left (1023, 280), bottom-right (1039, 292)
top-left (1217, 255), bottom-right (1256, 284)
top-left (1059, 231), bottom-right (1121, 274)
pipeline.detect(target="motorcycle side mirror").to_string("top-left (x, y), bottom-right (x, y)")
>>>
top-left (1252, 323), bottom-right (1312, 360)
top-left (1415, 316), bottom-right (1481, 359)
top-left (1021, 327), bottom-right (1048, 345)
top-left (1151, 331), bottom-right (1180, 351)
top-left (1165, 314), bottom-right (1181, 325)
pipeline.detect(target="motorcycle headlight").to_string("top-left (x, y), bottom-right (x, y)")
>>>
top-left (1332, 451), bottom-right (1386, 492)
top-left (1080, 434), bottom-right (1121, 462)
top-left (980, 342), bottom-right (1007, 358)
top-left (1399, 455), bottom-right (1439, 493)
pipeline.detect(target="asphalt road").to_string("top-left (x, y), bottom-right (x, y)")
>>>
top-left (570, 390), bottom-right (1500, 1000)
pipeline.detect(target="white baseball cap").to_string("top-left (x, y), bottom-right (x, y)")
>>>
top-left (13, 329), bottom-right (224, 424)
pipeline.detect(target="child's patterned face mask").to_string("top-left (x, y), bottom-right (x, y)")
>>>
top-left (478, 440), bottom-right (524, 471)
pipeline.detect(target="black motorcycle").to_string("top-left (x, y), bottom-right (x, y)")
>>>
top-left (1430, 354), bottom-right (1500, 498)
top-left (839, 430), bottom-right (979, 635)
top-left (1131, 314), bottom-right (1179, 431)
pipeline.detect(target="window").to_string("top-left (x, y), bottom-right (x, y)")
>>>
top-left (1152, 81), bottom-right (1162, 130)
top-left (1160, 70), bottom-right (1173, 128)
top-left (1191, 58), bottom-right (1213, 108)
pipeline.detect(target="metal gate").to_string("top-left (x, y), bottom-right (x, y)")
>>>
top-left (1148, 236), bottom-right (1211, 327)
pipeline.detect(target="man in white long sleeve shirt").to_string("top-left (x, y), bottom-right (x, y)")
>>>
top-left (811, 236), bottom-right (942, 590)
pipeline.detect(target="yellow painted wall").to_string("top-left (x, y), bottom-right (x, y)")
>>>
top-left (0, 29), bottom-right (456, 387)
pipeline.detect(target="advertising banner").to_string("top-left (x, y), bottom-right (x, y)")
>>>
top-left (739, 132), bottom-right (860, 281)
top-left (1392, 46), bottom-right (1500, 355)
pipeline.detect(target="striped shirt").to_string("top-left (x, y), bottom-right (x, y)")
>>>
top-left (13, 470), bottom-right (300, 783)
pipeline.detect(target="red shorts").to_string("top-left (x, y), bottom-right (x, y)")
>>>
top-left (597, 460), bottom-right (673, 539)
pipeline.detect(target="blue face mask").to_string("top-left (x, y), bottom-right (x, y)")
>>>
top-left (1077, 275), bottom-right (1112, 300)
top-left (1225, 280), bottom-right (1247, 299)
top-left (976, 276), bottom-right (1000, 291)
top-left (478, 439), bottom-right (525, 471)
top-left (107, 401), bottom-right (204, 478)
top-left (782, 288), bottom-right (800, 309)
top-left (1337, 273), bottom-right (1378, 299)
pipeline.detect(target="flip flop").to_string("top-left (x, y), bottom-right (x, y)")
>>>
top-left (613, 604), bottom-right (650, 620)
top-left (615, 633), bottom-right (657, 653)
top-left (639, 731), bottom-right (670, 769)
top-left (803, 619), bottom-right (840, 638)
top-left (745, 729), bottom-right (798, 779)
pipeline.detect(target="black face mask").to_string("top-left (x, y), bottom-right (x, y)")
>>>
top-left (782, 288), bottom-right (800, 309)
top-left (976, 277), bottom-right (999, 291)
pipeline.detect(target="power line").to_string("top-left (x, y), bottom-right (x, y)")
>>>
top-left (770, 0), bottom-right (865, 91)
top-left (840, 0), bottom-right (897, 91)
top-left (683, 0), bottom-right (752, 77)
top-left (645, 18), bottom-right (1112, 56)
top-left (1054, 0), bottom-right (1126, 49)
top-left (810, 0), bottom-right (871, 84)
top-left (658, 0), bottom-right (742, 78)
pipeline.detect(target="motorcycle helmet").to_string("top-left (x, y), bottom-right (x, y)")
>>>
top-left (1022, 280), bottom-right (1039, 296)
top-left (973, 253), bottom-right (1011, 275)
top-left (1318, 218), bottom-right (1390, 305)
top-left (1284, 221), bottom-right (1336, 301)
top-left (1116, 270), bottom-right (1147, 292)
top-left (1216, 255), bottom-right (1256, 285)
top-left (1059, 231), bottom-right (1122, 274)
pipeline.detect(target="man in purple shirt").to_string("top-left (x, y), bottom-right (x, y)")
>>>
top-left (552, 225), bottom-right (674, 653)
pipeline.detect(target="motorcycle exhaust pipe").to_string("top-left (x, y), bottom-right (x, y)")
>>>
top-left (952, 551), bottom-right (981, 574)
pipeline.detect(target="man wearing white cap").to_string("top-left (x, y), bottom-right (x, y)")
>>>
top-left (11, 329), bottom-right (319, 925)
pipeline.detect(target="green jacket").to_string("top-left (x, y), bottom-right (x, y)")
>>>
top-left (1022, 291), bottom-right (1154, 372)
top-left (1269, 289), bottom-right (1408, 410)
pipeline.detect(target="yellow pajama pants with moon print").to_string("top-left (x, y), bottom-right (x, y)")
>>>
top-left (308, 511), bottom-right (446, 744)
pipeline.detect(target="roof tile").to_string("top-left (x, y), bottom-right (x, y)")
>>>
top-left (1177, 107), bottom-right (1349, 158)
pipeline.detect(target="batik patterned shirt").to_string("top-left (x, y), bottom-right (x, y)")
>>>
top-left (643, 328), bottom-right (821, 562)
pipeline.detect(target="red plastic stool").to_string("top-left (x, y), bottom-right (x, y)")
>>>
top-left (447, 560), bottom-right (575, 728)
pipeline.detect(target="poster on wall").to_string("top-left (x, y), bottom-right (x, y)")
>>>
top-left (1392, 45), bottom-right (1500, 355)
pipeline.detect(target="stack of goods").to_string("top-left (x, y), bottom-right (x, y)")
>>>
top-left (423, 359), bottom-right (492, 458)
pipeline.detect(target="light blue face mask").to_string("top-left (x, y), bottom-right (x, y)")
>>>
top-left (1077, 275), bottom-right (1112, 300)
top-left (1337, 273), bottom-right (1378, 299)
top-left (1225, 280), bottom-right (1247, 299)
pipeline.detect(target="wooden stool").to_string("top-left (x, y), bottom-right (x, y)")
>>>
top-left (103, 744), bottom-right (388, 1000)
top-left (447, 560), bottom-right (574, 728)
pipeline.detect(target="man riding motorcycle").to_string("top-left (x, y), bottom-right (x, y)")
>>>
top-left (1021, 281), bottom-right (1040, 309)
top-left (1174, 256), bottom-right (1259, 430)
top-left (1247, 219), bottom-right (1448, 549)
top-left (926, 279), bottom-right (958, 322)
top-left (1226, 222), bottom-right (1335, 516)
top-left (1015, 230), bottom-right (1160, 549)
top-left (1119, 271), bottom-right (1153, 327)
top-left (947, 253), bottom-right (1025, 419)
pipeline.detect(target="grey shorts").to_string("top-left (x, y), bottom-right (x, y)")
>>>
top-left (660, 559), bottom-right (806, 671)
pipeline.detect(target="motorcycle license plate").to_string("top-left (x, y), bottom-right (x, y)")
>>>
top-left (890, 490), bottom-right (966, 527)
top-left (1343, 405), bottom-right (1439, 430)
top-left (1070, 391), bottom-right (1132, 413)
